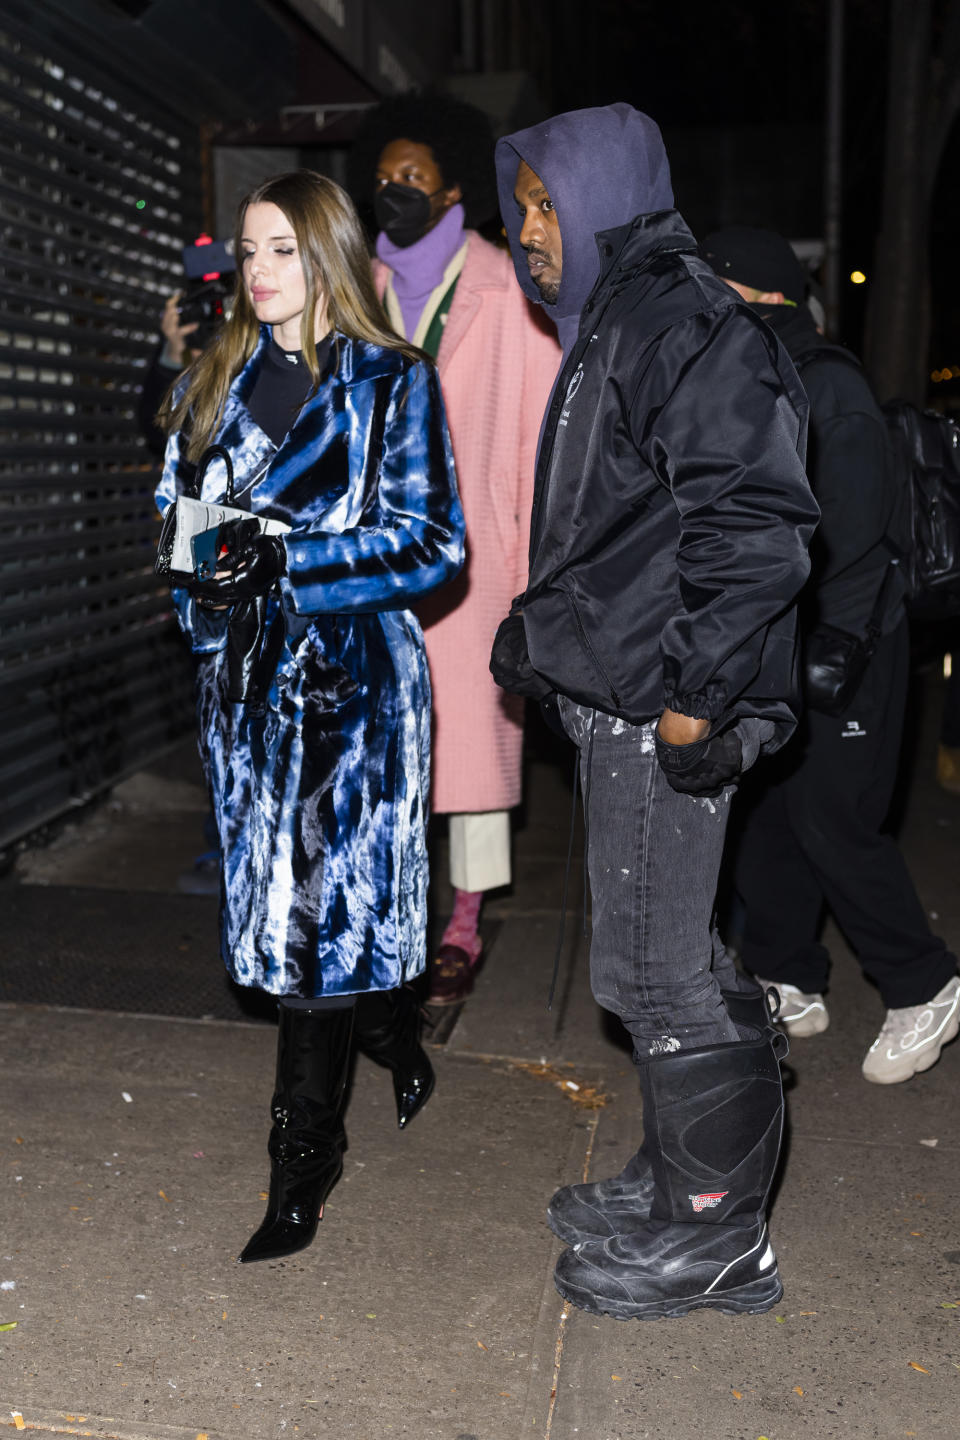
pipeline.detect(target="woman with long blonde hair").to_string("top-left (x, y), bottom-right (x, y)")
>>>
top-left (156, 170), bottom-right (464, 1264)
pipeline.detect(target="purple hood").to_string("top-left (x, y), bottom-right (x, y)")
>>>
top-left (495, 103), bottom-right (674, 353)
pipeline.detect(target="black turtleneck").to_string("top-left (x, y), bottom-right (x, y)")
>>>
top-left (247, 334), bottom-right (332, 446)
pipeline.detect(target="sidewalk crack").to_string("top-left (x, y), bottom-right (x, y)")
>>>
top-left (544, 1107), bottom-right (601, 1440)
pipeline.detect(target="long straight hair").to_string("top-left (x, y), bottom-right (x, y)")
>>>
top-left (160, 170), bottom-right (422, 461)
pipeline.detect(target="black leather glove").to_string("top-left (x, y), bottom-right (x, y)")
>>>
top-left (190, 527), bottom-right (286, 606)
top-left (490, 605), bottom-right (553, 700)
top-left (654, 725), bottom-right (743, 798)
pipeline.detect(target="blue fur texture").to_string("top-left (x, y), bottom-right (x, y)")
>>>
top-left (157, 330), bottom-right (464, 995)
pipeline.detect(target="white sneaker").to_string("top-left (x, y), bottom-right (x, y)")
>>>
top-left (755, 979), bottom-right (829, 1038)
top-left (862, 976), bottom-right (960, 1085)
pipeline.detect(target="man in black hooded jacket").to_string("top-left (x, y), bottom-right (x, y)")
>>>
top-left (703, 226), bottom-right (960, 1085)
top-left (489, 105), bottom-right (819, 1322)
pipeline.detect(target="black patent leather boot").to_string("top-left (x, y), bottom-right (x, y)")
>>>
top-left (554, 1029), bottom-right (786, 1320)
top-left (354, 985), bottom-right (435, 1129)
top-left (546, 979), bottom-right (784, 1246)
top-left (238, 1003), bottom-right (355, 1264)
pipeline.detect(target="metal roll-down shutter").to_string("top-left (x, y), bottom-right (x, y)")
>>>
top-left (0, 8), bottom-right (204, 850)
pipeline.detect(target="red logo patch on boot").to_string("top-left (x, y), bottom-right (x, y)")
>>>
top-left (690, 1191), bottom-right (729, 1213)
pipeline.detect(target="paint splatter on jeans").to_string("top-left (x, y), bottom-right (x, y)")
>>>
top-left (558, 699), bottom-right (750, 1055)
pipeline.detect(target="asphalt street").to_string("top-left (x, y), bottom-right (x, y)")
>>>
top-left (2, 675), bottom-right (959, 1440)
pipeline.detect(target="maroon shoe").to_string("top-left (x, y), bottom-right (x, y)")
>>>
top-left (427, 943), bottom-right (483, 1006)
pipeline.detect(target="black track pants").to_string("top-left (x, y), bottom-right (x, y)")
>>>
top-left (734, 620), bottom-right (956, 1009)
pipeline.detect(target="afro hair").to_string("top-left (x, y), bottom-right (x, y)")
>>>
top-left (348, 91), bottom-right (498, 230)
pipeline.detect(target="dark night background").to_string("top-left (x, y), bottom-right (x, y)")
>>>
top-left (232, 0), bottom-right (954, 399)
top-left (1, 0), bottom-right (958, 853)
top-left (544, 0), bottom-right (958, 386)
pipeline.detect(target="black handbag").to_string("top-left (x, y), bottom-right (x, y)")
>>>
top-left (155, 445), bottom-right (252, 584)
top-left (156, 444), bottom-right (289, 714)
top-left (804, 564), bottom-right (897, 716)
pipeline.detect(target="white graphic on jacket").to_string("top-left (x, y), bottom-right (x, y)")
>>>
top-left (558, 362), bottom-right (584, 427)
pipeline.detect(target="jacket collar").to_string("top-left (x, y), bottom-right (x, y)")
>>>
top-left (203, 328), bottom-right (342, 500)
top-left (374, 231), bottom-right (510, 373)
top-left (436, 232), bottom-right (511, 366)
top-left (374, 229), bottom-right (508, 296)
top-left (591, 209), bottom-right (698, 296)
top-left (219, 326), bottom-right (350, 435)
top-left (374, 232), bottom-right (511, 369)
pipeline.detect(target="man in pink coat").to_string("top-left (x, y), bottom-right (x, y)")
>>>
top-left (351, 93), bottom-right (560, 1003)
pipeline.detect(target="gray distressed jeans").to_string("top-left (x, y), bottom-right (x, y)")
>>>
top-left (559, 698), bottom-right (768, 1057)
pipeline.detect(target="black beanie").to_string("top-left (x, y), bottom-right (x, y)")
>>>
top-left (700, 226), bottom-right (808, 305)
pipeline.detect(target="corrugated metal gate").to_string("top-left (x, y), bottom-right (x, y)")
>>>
top-left (0, 8), bottom-right (202, 850)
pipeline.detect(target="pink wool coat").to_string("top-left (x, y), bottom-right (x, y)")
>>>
top-left (375, 232), bottom-right (560, 813)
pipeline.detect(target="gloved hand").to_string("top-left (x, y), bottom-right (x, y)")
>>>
top-left (490, 603), bottom-right (553, 700)
top-left (190, 527), bottom-right (286, 606)
top-left (654, 725), bottom-right (743, 798)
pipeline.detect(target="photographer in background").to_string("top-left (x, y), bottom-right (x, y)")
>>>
top-left (140, 241), bottom-right (234, 893)
top-left (137, 292), bottom-right (200, 458)
top-left (138, 238), bottom-right (234, 458)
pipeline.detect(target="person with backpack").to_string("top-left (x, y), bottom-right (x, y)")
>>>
top-left (703, 226), bottom-right (960, 1085)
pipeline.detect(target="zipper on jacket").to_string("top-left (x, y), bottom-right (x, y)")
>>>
top-left (529, 333), bottom-right (609, 559)
top-left (528, 248), bottom-right (675, 563)
top-left (569, 591), bottom-right (622, 711)
top-left (527, 353), bottom-right (584, 560)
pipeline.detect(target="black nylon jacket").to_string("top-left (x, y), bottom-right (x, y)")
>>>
top-left (515, 211), bottom-right (819, 748)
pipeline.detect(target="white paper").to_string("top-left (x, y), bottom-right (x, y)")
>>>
top-left (170, 495), bottom-right (290, 575)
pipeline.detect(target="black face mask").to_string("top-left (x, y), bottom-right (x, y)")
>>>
top-left (373, 182), bottom-right (444, 248)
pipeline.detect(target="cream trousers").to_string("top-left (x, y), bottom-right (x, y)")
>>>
top-left (448, 810), bottom-right (511, 892)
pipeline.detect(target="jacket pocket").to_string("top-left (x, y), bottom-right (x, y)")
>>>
top-left (567, 588), bottom-right (622, 711)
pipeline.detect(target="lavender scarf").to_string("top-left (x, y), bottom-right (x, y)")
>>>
top-left (375, 202), bottom-right (467, 341)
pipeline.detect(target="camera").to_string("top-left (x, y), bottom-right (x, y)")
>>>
top-left (177, 236), bottom-right (237, 348)
top-left (177, 276), bottom-right (234, 348)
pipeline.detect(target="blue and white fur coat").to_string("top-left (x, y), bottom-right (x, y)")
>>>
top-left (156, 329), bottom-right (465, 996)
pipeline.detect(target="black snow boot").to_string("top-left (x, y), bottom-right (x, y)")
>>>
top-left (239, 1002), bottom-right (355, 1264)
top-left (354, 984), bottom-right (435, 1129)
top-left (547, 979), bottom-right (782, 1245)
top-left (553, 1028), bottom-right (785, 1320)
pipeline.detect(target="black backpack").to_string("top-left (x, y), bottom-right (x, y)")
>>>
top-left (795, 346), bottom-right (960, 621)
top-left (881, 400), bottom-right (960, 620)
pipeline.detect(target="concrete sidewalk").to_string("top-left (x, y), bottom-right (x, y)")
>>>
top-left (3, 686), bottom-right (960, 1440)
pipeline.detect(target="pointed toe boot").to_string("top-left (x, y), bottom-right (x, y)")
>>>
top-left (354, 985), bottom-right (435, 1130)
top-left (239, 1003), bottom-right (354, 1265)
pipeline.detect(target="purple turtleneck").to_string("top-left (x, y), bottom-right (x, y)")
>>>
top-left (375, 202), bottom-right (466, 341)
